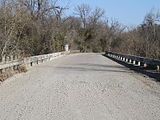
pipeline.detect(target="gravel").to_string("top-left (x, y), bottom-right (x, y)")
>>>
top-left (0, 53), bottom-right (160, 120)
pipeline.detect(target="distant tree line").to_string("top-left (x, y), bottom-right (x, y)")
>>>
top-left (0, 0), bottom-right (160, 60)
top-left (111, 10), bottom-right (160, 59)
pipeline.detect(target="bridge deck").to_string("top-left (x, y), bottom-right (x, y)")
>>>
top-left (0, 53), bottom-right (160, 120)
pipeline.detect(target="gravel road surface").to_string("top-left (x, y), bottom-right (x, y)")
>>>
top-left (0, 53), bottom-right (160, 120)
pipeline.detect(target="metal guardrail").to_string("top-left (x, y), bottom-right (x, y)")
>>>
top-left (106, 51), bottom-right (160, 71)
top-left (0, 51), bottom-right (70, 73)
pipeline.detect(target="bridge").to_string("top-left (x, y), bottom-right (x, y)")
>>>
top-left (0, 53), bottom-right (160, 120)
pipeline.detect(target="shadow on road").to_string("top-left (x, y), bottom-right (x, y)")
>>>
top-left (77, 63), bottom-right (125, 69)
top-left (102, 54), bottom-right (160, 82)
top-left (56, 66), bottom-right (132, 73)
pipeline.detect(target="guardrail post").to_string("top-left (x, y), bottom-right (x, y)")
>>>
top-left (144, 63), bottom-right (147, 67)
top-left (106, 51), bottom-right (160, 72)
top-left (133, 60), bottom-right (136, 65)
top-left (138, 61), bottom-right (141, 66)
top-left (129, 59), bottom-right (132, 63)
top-left (112, 54), bottom-right (114, 58)
top-left (125, 58), bottom-right (128, 62)
top-left (157, 65), bottom-right (160, 71)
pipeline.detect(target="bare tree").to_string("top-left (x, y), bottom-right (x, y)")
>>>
top-left (74, 4), bottom-right (91, 28)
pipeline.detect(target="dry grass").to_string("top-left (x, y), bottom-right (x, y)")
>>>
top-left (0, 65), bottom-right (27, 82)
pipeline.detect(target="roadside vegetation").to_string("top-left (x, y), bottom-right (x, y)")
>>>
top-left (0, 0), bottom-right (160, 60)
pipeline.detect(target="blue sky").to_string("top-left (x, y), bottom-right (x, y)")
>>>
top-left (58, 0), bottom-right (160, 26)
